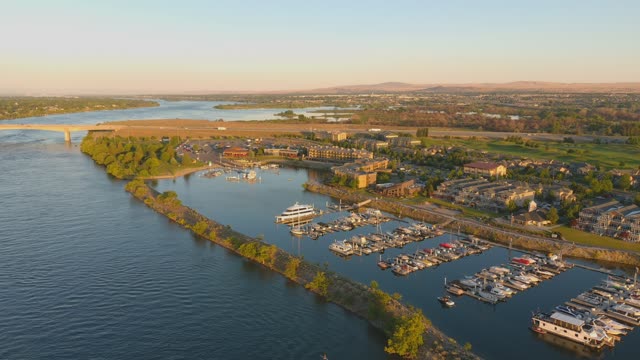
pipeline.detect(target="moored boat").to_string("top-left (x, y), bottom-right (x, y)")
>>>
top-left (438, 295), bottom-right (455, 307)
top-left (276, 202), bottom-right (319, 224)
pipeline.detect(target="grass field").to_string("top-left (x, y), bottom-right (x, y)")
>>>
top-left (555, 226), bottom-right (640, 252)
top-left (422, 137), bottom-right (640, 170)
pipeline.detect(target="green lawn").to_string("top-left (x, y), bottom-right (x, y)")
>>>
top-left (421, 137), bottom-right (640, 170)
top-left (555, 226), bottom-right (640, 252)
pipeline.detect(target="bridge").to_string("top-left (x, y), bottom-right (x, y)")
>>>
top-left (0, 124), bottom-right (124, 142)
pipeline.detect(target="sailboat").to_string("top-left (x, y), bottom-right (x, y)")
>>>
top-left (290, 208), bottom-right (307, 236)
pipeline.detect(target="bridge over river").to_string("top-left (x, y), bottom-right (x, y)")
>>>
top-left (0, 124), bottom-right (124, 142)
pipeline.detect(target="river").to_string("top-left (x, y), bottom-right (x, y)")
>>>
top-left (1, 101), bottom-right (637, 359)
top-left (0, 102), bottom-right (386, 360)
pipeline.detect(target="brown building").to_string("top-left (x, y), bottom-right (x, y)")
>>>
top-left (463, 161), bottom-right (507, 177)
top-left (376, 179), bottom-right (422, 197)
top-left (263, 148), bottom-right (299, 158)
top-left (307, 145), bottom-right (373, 162)
top-left (223, 147), bottom-right (250, 158)
top-left (331, 158), bottom-right (389, 189)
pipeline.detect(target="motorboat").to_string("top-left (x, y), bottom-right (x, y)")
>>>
top-left (512, 256), bottom-right (536, 265)
top-left (438, 296), bottom-right (455, 307)
top-left (328, 240), bottom-right (354, 256)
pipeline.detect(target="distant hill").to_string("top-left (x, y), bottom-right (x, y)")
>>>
top-left (302, 81), bottom-right (640, 94)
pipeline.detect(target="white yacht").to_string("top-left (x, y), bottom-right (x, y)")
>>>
top-left (275, 203), bottom-right (318, 224)
top-left (329, 240), bottom-right (354, 256)
top-left (531, 311), bottom-right (611, 349)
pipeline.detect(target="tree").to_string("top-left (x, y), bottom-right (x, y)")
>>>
top-left (547, 207), bottom-right (559, 224)
top-left (306, 271), bottom-right (330, 297)
top-left (618, 174), bottom-right (632, 191)
top-left (416, 127), bottom-right (429, 137)
top-left (385, 311), bottom-right (426, 359)
top-left (284, 258), bottom-right (301, 279)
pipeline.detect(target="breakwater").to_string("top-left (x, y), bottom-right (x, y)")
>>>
top-left (125, 179), bottom-right (478, 360)
top-left (305, 182), bottom-right (640, 267)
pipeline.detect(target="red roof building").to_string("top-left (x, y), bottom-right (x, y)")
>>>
top-left (223, 147), bottom-right (250, 158)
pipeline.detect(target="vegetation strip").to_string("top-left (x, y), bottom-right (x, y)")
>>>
top-left (125, 179), bottom-right (478, 359)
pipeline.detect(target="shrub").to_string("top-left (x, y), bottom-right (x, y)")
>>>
top-left (285, 258), bottom-right (301, 279)
top-left (306, 271), bottom-right (330, 297)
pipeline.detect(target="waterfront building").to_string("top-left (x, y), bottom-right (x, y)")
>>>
top-left (577, 201), bottom-right (640, 242)
top-left (223, 147), bottom-right (250, 158)
top-left (376, 179), bottom-right (422, 197)
top-left (435, 178), bottom-right (535, 211)
top-left (263, 148), bottom-right (300, 158)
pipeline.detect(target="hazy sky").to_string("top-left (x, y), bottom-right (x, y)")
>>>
top-left (2, 0), bottom-right (639, 94)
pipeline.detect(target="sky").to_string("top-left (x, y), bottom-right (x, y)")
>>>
top-left (1, 0), bottom-right (639, 94)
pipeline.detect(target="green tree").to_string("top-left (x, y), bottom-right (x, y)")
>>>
top-left (618, 174), bottom-right (632, 191)
top-left (306, 271), bottom-right (330, 297)
top-left (284, 258), bottom-right (301, 279)
top-left (192, 220), bottom-right (209, 235)
top-left (384, 311), bottom-right (426, 359)
top-left (547, 207), bottom-right (559, 224)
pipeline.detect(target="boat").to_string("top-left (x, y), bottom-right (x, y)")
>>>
top-left (477, 290), bottom-right (499, 304)
top-left (531, 311), bottom-right (611, 349)
top-left (243, 170), bottom-right (257, 180)
top-left (438, 296), bottom-right (455, 307)
top-left (328, 240), bottom-right (354, 256)
top-left (512, 256), bottom-right (536, 265)
top-left (506, 278), bottom-right (530, 290)
top-left (275, 203), bottom-right (318, 224)
top-left (290, 225), bottom-right (306, 236)
top-left (489, 266), bottom-right (511, 275)
top-left (446, 284), bottom-right (465, 296)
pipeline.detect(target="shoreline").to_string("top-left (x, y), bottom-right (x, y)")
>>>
top-left (124, 180), bottom-right (478, 360)
top-left (140, 165), bottom-right (211, 180)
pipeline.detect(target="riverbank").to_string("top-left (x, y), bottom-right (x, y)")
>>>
top-left (0, 97), bottom-right (158, 121)
top-left (305, 182), bottom-right (640, 267)
top-left (125, 179), bottom-right (478, 360)
top-left (141, 165), bottom-right (211, 179)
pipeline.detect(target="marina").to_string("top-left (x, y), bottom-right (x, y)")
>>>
top-left (152, 166), bottom-right (640, 360)
top-left (533, 275), bottom-right (640, 350)
top-left (450, 254), bottom-right (573, 304)
top-left (325, 221), bottom-right (447, 261)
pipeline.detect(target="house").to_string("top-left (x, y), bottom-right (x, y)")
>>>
top-left (331, 159), bottom-right (389, 188)
top-left (463, 161), bottom-right (507, 177)
top-left (577, 200), bottom-right (640, 242)
top-left (223, 147), bottom-right (250, 158)
top-left (512, 210), bottom-right (551, 227)
top-left (376, 179), bottom-right (422, 197)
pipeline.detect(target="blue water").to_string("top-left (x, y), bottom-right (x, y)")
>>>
top-left (0, 105), bottom-right (387, 360)
top-left (2, 102), bottom-right (637, 359)
top-left (154, 169), bottom-right (639, 360)
top-left (0, 99), bottom-right (342, 143)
